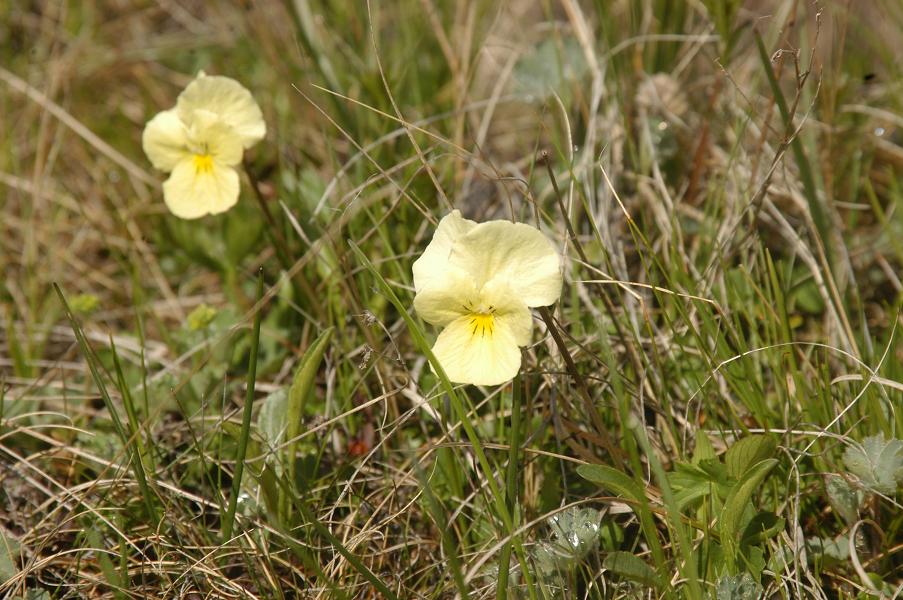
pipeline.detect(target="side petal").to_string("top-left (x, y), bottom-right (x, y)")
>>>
top-left (142, 109), bottom-right (189, 171)
top-left (162, 158), bottom-right (240, 219)
top-left (452, 220), bottom-right (562, 307)
top-left (413, 274), bottom-right (479, 327)
top-left (412, 210), bottom-right (478, 293)
top-left (431, 313), bottom-right (523, 386)
top-left (176, 73), bottom-right (266, 148)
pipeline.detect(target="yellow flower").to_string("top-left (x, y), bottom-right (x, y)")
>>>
top-left (142, 72), bottom-right (265, 219)
top-left (413, 210), bottom-right (562, 386)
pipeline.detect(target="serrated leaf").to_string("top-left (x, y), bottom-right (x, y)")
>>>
top-left (603, 551), bottom-right (658, 586)
top-left (533, 507), bottom-right (602, 575)
top-left (715, 573), bottom-right (762, 600)
top-left (725, 435), bottom-right (777, 479)
top-left (842, 434), bottom-right (903, 495)
top-left (825, 475), bottom-right (864, 524)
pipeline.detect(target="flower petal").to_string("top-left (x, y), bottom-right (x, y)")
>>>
top-left (176, 73), bottom-right (266, 148)
top-left (412, 210), bottom-right (477, 293)
top-left (142, 109), bottom-right (190, 171)
top-left (431, 311), bottom-right (525, 386)
top-left (481, 281), bottom-right (534, 346)
top-left (189, 111), bottom-right (244, 167)
top-left (451, 220), bottom-right (562, 307)
top-left (162, 157), bottom-right (240, 219)
top-left (413, 272), bottom-right (478, 327)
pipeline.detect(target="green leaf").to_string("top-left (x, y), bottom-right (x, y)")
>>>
top-left (602, 551), bottom-right (658, 586)
top-left (825, 475), bottom-right (864, 524)
top-left (669, 459), bottom-right (729, 510)
top-left (257, 389), bottom-right (288, 471)
top-left (807, 534), bottom-right (851, 562)
top-left (720, 459), bottom-right (778, 567)
top-left (725, 435), bottom-right (777, 479)
top-left (577, 464), bottom-right (666, 573)
top-left (577, 464), bottom-right (644, 502)
top-left (739, 511), bottom-right (784, 547)
top-left (279, 327), bottom-right (334, 523)
top-left (513, 35), bottom-right (588, 99)
top-left (842, 434), bottom-right (903, 495)
top-left (693, 433), bottom-right (716, 463)
top-left (0, 528), bottom-right (19, 582)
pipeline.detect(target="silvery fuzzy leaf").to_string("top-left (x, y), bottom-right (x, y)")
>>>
top-left (842, 434), bottom-right (903, 495)
top-left (533, 507), bottom-right (602, 574)
top-left (825, 475), bottom-right (865, 524)
top-left (715, 573), bottom-right (762, 600)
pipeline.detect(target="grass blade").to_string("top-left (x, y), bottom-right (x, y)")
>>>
top-left (222, 269), bottom-right (265, 541)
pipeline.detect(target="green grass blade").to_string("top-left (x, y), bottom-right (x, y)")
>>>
top-left (222, 269), bottom-right (266, 542)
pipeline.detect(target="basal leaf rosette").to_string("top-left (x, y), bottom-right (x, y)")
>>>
top-left (412, 210), bottom-right (562, 386)
top-left (142, 72), bottom-right (266, 219)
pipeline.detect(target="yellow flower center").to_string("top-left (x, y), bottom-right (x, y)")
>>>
top-left (469, 312), bottom-right (494, 338)
top-left (193, 154), bottom-right (214, 174)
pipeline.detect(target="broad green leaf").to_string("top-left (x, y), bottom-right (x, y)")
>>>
top-left (807, 534), bottom-right (851, 562)
top-left (513, 36), bottom-right (588, 99)
top-left (692, 433), bottom-right (716, 463)
top-left (725, 435), bottom-right (777, 479)
top-left (285, 328), bottom-right (333, 465)
top-left (577, 464), bottom-right (665, 572)
top-left (257, 389), bottom-right (288, 455)
top-left (842, 434), bottom-right (903, 495)
top-left (0, 528), bottom-right (18, 582)
top-left (669, 459), bottom-right (729, 510)
top-left (720, 459), bottom-right (778, 565)
top-left (576, 464), bottom-right (644, 503)
top-left (739, 511), bottom-right (784, 547)
top-left (602, 551), bottom-right (658, 586)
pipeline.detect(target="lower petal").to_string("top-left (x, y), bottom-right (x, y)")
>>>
top-left (163, 159), bottom-right (240, 219)
top-left (431, 314), bottom-right (522, 386)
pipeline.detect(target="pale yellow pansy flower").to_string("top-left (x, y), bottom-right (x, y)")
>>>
top-left (412, 210), bottom-right (562, 386)
top-left (142, 72), bottom-right (265, 219)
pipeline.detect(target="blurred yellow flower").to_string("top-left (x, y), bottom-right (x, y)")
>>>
top-left (413, 210), bottom-right (562, 386)
top-left (142, 72), bottom-right (265, 219)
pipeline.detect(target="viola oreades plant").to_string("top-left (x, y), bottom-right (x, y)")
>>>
top-left (141, 72), bottom-right (265, 219)
top-left (412, 210), bottom-right (562, 386)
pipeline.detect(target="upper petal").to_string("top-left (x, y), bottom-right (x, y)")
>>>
top-left (431, 313), bottom-right (523, 386)
top-left (142, 109), bottom-right (190, 172)
top-left (176, 73), bottom-right (266, 149)
top-left (162, 157), bottom-right (240, 219)
top-left (412, 210), bottom-right (478, 293)
top-left (451, 220), bottom-right (562, 307)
